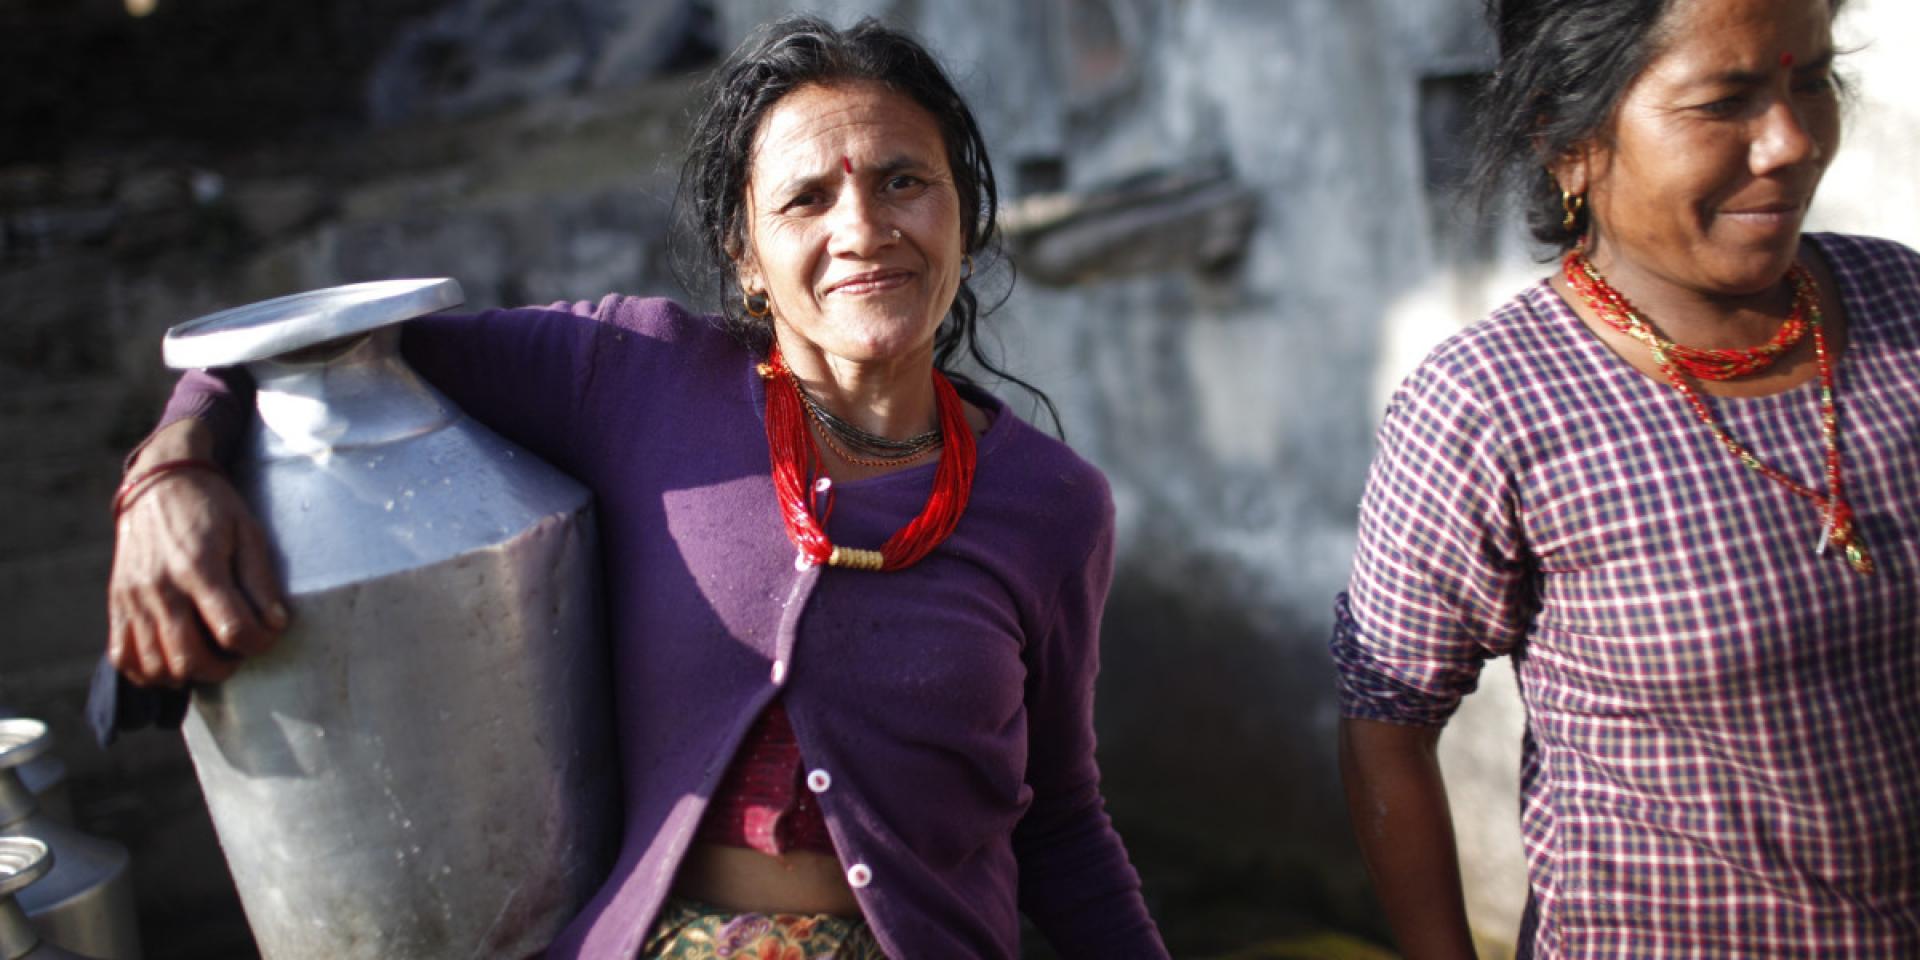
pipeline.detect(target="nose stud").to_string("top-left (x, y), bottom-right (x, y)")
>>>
top-left (890, 229), bottom-right (902, 240)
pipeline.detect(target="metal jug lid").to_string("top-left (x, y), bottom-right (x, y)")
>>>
top-left (0, 721), bottom-right (49, 772)
top-left (0, 837), bottom-right (51, 899)
top-left (162, 278), bottom-right (465, 370)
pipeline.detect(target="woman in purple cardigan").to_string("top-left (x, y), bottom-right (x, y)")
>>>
top-left (102, 16), bottom-right (1167, 959)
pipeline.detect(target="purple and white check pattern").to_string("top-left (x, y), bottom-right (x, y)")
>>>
top-left (1332, 233), bottom-right (1920, 957)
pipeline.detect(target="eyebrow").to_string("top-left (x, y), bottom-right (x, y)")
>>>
top-left (1701, 49), bottom-right (1835, 86)
top-left (766, 154), bottom-right (930, 198)
top-left (870, 154), bottom-right (930, 177)
top-left (767, 172), bottom-right (829, 199)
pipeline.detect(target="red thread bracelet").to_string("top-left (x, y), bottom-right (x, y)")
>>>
top-left (112, 458), bottom-right (224, 520)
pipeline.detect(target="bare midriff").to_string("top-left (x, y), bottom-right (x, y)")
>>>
top-left (672, 843), bottom-right (862, 917)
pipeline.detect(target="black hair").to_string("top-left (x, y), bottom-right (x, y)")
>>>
top-left (1468, 0), bottom-right (1848, 253)
top-left (671, 15), bottom-right (1060, 433)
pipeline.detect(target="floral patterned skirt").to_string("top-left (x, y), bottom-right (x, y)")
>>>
top-left (641, 897), bottom-right (888, 960)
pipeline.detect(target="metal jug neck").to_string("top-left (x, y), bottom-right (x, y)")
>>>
top-left (0, 774), bottom-right (34, 830)
top-left (0, 897), bottom-right (38, 960)
top-left (247, 326), bottom-right (457, 458)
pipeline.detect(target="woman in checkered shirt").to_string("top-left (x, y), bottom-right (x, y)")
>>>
top-left (1333, 0), bottom-right (1920, 956)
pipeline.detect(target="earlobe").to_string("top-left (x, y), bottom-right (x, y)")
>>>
top-left (1550, 151), bottom-right (1589, 199)
top-left (1547, 147), bottom-right (1595, 236)
top-left (734, 254), bottom-right (763, 301)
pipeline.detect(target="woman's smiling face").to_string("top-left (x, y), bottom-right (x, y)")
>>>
top-left (1565, 0), bottom-right (1840, 297)
top-left (737, 81), bottom-right (965, 373)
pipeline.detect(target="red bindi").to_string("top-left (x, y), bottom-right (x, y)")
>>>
top-left (1780, 51), bottom-right (1795, 68)
top-left (841, 156), bottom-right (854, 174)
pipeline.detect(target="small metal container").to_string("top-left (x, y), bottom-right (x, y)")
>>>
top-left (0, 720), bottom-right (141, 959)
top-left (162, 279), bottom-right (617, 958)
top-left (0, 838), bottom-right (88, 960)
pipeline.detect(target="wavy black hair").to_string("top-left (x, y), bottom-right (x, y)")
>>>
top-left (670, 14), bottom-right (1059, 432)
top-left (1468, 0), bottom-right (1848, 253)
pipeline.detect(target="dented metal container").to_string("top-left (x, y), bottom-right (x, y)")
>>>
top-left (162, 279), bottom-right (617, 958)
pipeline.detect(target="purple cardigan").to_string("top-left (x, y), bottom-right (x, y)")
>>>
top-left (155, 296), bottom-right (1168, 959)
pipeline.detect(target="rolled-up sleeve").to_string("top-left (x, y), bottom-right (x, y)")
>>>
top-left (1332, 359), bottom-right (1533, 729)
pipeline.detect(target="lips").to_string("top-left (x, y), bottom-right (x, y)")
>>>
top-left (1718, 190), bottom-right (1809, 217)
top-left (1722, 201), bottom-right (1801, 216)
top-left (1716, 197), bottom-right (1810, 236)
top-left (824, 269), bottom-right (914, 296)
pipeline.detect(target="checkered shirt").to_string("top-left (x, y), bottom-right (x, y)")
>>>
top-left (1332, 233), bottom-right (1920, 957)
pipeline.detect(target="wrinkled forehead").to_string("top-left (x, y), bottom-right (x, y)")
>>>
top-left (747, 82), bottom-right (950, 183)
top-left (1646, 0), bottom-right (1837, 57)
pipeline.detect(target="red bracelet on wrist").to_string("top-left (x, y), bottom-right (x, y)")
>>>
top-left (112, 458), bottom-right (224, 520)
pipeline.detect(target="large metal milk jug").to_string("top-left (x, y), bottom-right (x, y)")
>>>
top-left (161, 279), bottom-right (617, 958)
top-left (0, 838), bottom-right (88, 960)
top-left (0, 720), bottom-right (138, 959)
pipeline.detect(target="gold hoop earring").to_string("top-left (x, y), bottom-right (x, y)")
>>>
top-left (1561, 190), bottom-right (1585, 232)
top-left (960, 256), bottom-right (974, 281)
top-left (743, 292), bottom-right (770, 319)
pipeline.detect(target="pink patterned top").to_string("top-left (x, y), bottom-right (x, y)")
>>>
top-left (696, 701), bottom-right (836, 856)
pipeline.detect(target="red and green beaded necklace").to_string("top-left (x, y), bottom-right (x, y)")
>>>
top-left (1563, 251), bottom-right (1872, 575)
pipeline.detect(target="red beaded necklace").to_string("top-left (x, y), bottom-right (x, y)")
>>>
top-left (758, 346), bottom-right (976, 571)
top-left (1563, 251), bottom-right (1872, 575)
top-left (1569, 256), bottom-right (1810, 380)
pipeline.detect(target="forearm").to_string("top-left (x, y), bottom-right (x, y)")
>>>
top-left (1338, 716), bottom-right (1477, 960)
top-left (106, 382), bottom-right (284, 696)
top-left (123, 365), bottom-right (254, 474)
top-left (125, 417), bottom-right (218, 475)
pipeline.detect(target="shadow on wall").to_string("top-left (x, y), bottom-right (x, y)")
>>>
top-left (1095, 553), bottom-right (1383, 956)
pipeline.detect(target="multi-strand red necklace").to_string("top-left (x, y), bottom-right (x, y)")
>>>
top-left (1563, 251), bottom-right (1872, 575)
top-left (759, 346), bottom-right (976, 571)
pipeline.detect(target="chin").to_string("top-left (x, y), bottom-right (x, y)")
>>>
top-left (1711, 252), bottom-right (1802, 296)
top-left (1697, 230), bottom-right (1805, 290)
top-left (829, 315), bottom-right (941, 360)
top-left (844, 338), bottom-right (933, 366)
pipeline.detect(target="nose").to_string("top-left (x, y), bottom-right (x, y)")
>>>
top-left (825, 183), bottom-right (893, 258)
top-left (1750, 97), bottom-right (1821, 175)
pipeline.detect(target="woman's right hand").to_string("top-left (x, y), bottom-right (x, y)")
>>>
top-left (106, 419), bottom-right (287, 688)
